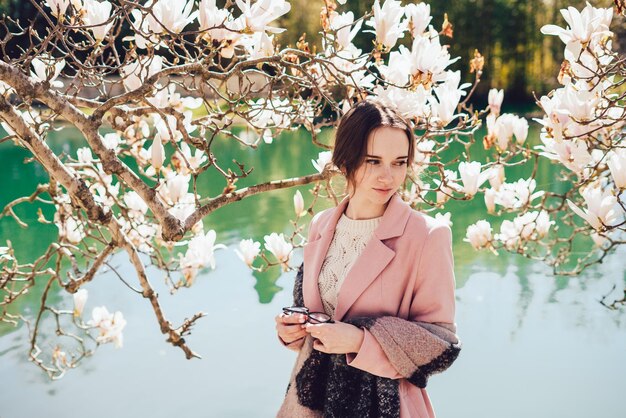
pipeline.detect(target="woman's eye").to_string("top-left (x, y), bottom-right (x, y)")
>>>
top-left (395, 161), bottom-right (408, 166)
top-left (366, 159), bottom-right (379, 165)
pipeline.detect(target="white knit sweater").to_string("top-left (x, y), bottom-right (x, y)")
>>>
top-left (317, 213), bottom-right (382, 318)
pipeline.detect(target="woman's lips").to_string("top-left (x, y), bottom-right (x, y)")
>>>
top-left (374, 188), bottom-right (392, 194)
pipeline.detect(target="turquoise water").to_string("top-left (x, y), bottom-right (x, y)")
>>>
top-left (0, 125), bottom-right (625, 418)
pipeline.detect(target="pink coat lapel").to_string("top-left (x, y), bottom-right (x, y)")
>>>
top-left (302, 193), bottom-right (412, 320)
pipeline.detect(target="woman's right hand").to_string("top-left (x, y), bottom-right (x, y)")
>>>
top-left (275, 313), bottom-right (308, 345)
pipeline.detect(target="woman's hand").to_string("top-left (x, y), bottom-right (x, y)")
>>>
top-left (304, 321), bottom-right (365, 354)
top-left (275, 313), bottom-right (308, 345)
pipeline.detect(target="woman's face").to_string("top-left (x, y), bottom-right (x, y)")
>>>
top-left (349, 126), bottom-right (409, 206)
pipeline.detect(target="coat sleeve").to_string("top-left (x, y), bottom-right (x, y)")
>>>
top-left (345, 224), bottom-right (457, 378)
top-left (277, 212), bottom-right (324, 352)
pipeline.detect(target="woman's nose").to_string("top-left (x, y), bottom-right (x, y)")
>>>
top-left (377, 165), bottom-right (393, 181)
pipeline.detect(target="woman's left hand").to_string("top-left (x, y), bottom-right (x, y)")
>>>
top-left (304, 321), bottom-right (365, 354)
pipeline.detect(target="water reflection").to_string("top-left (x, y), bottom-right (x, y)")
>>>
top-left (430, 249), bottom-right (626, 418)
top-left (0, 246), bottom-right (624, 418)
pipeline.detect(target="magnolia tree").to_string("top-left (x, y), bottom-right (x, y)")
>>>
top-left (0, 0), bottom-right (624, 378)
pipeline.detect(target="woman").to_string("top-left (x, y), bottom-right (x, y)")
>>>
top-left (275, 100), bottom-right (461, 418)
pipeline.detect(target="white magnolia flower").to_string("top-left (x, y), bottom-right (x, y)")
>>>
top-left (559, 83), bottom-right (600, 124)
top-left (404, 3), bottom-right (431, 38)
top-left (491, 113), bottom-right (518, 150)
top-left (372, 84), bottom-right (429, 120)
top-left (488, 164), bottom-right (505, 190)
top-left (430, 72), bottom-right (468, 127)
top-left (312, 151), bottom-right (333, 173)
top-left (150, 134), bottom-right (165, 172)
top-left (174, 142), bottom-right (207, 174)
top-left (73, 289), bottom-right (88, 317)
top-left (512, 117), bottom-right (529, 145)
top-left (56, 216), bottom-right (85, 244)
top-left (182, 229), bottom-right (227, 270)
top-left (330, 11), bottom-right (363, 50)
top-left (147, 84), bottom-right (203, 111)
top-left (494, 188), bottom-right (519, 209)
top-left (45, 0), bottom-right (70, 17)
top-left (535, 136), bottom-right (592, 175)
top-left (120, 56), bottom-right (163, 92)
top-left (503, 211), bottom-right (549, 241)
top-left (123, 191), bottom-right (148, 215)
top-left (102, 132), bottom-right (121, 151)
top-left (262, 129), bottom-right (273, 144)
top-left (458, 161), bottom-right (490, 196)
top-left (120, 217), bottom-right (157, 253)
top-left (0, 246), bottom-right (11, 262)
top-left (247, 98), bottom-right (294, 131)
top-left (496, 178), bottom-right (544, 209)
top-left (534, 210), bottom-right (555, 238)
top-left (488, 88), bottom-right (504, 116)
top-left (404, 179), bottom-right (428, 205)
top-left (567, 183), bottom-right (619, 230)
top-left (325, 43), bottom-right (369, 83)
top-left (366, 0), bottom-right (407, 50)
top-left (31, 55), bottom-right (65, 88)
top-left (465, 220), bottom-right (492, 249)
top-left (535, 91), bottom-right (570, 138)
top-left (293, 190), bottom-right (305, 217)
top-left (199, 0), bottom-right (244, 47)
top-left (76, 147), bottom-right (93, 164)
top-left (406, 36), bottom-right (460, 87)
top-left (146, 0), bottom-right (198, 34)
top-left (154, 111), bottom-right (195, 142)
top-left (198, 0), bottom-right (222, 30)
top-left (541, 3), bottom-right (613, 47)
top-left (168, 194), bottom-right (196, 223)
top-left (484, 188), bottom-right (496, 214)
top-left (516, 213), bottom-right (538, 240)
top-left (607, 148), bottom-right (626, 189)
top-left (89, 170), bottom-right (120, 209)
top-left (414, 139), bottom-right (436, 166)
top-left (164, 173), bottom-right (190, 204)
top-left (242, 32), bottom-right (275, 60)
top-left (564, 42), bottom-right (614, 83)
top-left (129, 9), bottom-right (160, 50)
top-left (234, 239), bottom-right (261, 267)
top-left (235, 0), bottom-right (291, 33)
top-left (88, 306), bottom-right (126, 348)
top-left (495, 219), bottom-right (521, 250)
top-left (377, 47), bottom-right (412, 86)
top-left (82, 0), bottom-right (114, 42)
top-left (263, 232), bottom-right (293, 263)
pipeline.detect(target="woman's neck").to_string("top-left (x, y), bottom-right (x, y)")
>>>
top-left (344, 196), bottom-right (389, 220)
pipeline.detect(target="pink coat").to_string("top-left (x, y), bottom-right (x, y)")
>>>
top-left (279, 192), bottom-right (457, 418)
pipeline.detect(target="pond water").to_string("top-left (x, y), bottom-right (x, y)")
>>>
top-left (0, 125), bottom-right (625, 418)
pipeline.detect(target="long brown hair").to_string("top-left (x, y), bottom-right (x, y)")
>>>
top-left (332, 99), bottom-right (415, 193)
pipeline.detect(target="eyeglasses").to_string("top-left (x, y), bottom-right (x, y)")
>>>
top-left (282, 306), bottom-right (334, 324)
